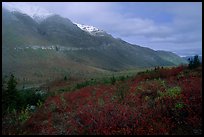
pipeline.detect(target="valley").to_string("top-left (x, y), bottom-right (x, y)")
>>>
top-left (2, 5), bottom-right (188, 88)
top-left (2, 2), bottom-right (201, 135)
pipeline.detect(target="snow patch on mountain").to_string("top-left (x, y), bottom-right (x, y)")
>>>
top-left (74, 23), bottom-right (105, 36)
top-left (2, 2), bottom-right (54, 23)
top-left (75, 23), bottom-right (100, 32)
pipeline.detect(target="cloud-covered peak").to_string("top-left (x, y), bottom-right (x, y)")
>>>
top-left (2, 2), bottom-right (54, 23)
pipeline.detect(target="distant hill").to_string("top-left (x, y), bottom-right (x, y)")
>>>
top-left (2, 5), bottom-right (187, 86)
top-left (156, 50), bottom-right (188, 65)
top-left (182, 55), bottom-right (202, 63)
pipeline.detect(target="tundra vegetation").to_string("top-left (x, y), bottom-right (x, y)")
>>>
top-left (2, 57), bottom-right (202, 135)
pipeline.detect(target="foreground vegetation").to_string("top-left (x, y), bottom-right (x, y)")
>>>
top-left (2, 56), bottom-right (201, 135)
top-left (2, 62), bottom-right (202, 135)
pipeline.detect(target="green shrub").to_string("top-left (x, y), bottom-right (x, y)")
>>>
top-left (110, 76), bottom-right (116, 85)
top-left (18, 105), bottom-right (30, 123)
top-left (18, 89), bottom-right (47, 109)
top-left (76, 81), bottom-right (89, 89)
top-left (116, 82), bottom-right (129, 101)
top-left (175, 103), bottom-right (184, 109)
top-left (75, 79), bottom-right (98, 89)
top-left (98, 97), bottom-right (105, 106)
top-left (166, 86), bottom-right (181, 97)
top-left (37, 100), bottom-right (43, 108)
top-left (158, 86), bottom-right (181, 99)
top-left (119, 76), bottom-right (125, 81)
top-left (50, 103), bottom-right (57, 112)
top-left (64, 76), bottom-right (67, 81)
top-left (2, 74), bottom-right (47, 115)
top-left (102, 77), bottom-right (110, 84)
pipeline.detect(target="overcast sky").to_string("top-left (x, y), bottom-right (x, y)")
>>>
top-left (4, 2), bottom-right (202, 57)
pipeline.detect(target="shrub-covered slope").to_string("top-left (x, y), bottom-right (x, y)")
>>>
top-left (16, 66), bottom-right (202, 135)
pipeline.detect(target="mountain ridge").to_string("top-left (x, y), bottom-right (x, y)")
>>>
top-left (2, 4), bottom-right (188, 86)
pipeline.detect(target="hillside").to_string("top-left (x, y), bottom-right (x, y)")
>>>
top-left (2, 6), bottom-right (187, 87)
top-left (156, 50), bottom-right (188, 65)
top-left (2, 65), bottom-right (202, 135)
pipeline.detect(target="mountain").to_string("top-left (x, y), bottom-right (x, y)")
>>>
top-left (2, 3), bottom-right (187, 86)
top-left (156, 50), bottom-right (188, 65)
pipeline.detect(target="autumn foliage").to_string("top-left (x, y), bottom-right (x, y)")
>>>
top-left (3, 65), bottom-right (202, 135)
